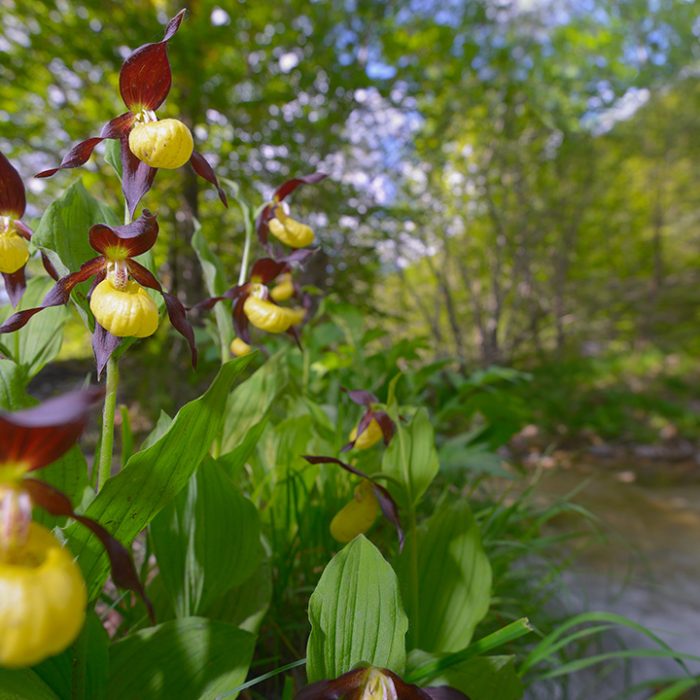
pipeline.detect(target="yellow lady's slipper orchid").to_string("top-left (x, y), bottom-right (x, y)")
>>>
top-left (90, 278), bottom-right (159, 338)
top-left (230, 337), bottom-right (253, 357)
top-left (349, 418), bottom-right (383, 450)
top-left (243, 296), bottom-right (305, 334)
top-left (330, 481), bottom-right (379, 543)
top-left (268, 208), bottom-right (314, 249)
top-left (128, 118), bottom-right (194, 170)
top-left (0, 522), bottom-right (86, 667)
top-left (270, 273), bottom-right (295, 302)
top-left (0, 228), bottom-right (29, 275)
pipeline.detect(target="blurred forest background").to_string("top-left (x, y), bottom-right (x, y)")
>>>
top-left (2, 0), bottom-right (700, 445)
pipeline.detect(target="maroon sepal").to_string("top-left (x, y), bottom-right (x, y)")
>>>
top-left (0, 387), bottom-right (104, 471)
top-left (100, 112), bottom-right (136, 139)
top-left (121, 140), bottom-right (157, 219)
top-left (249, 258), bottom-right (289, 284)
top-left (2, 269), bottom-right (26, 307)
top-left (0, 257), bottom-right (105, 334)
top-left (303, 455), bottom-right (404, 549)
top-left (280, 248), bottom-right (318, 265)
top-left (256, 172), bottom-right (328, 244)
top-left (40, 253), bottom-right (60, 281)
top-left (342, 388), bottom-right (378, 408)
top-left (92, 323), bottom-right (122, 379)
top-left (0, 152), bottom-right (26, 218)
top-left (23, 478), bottom-right (154, 623)
top-left (232, 294), bottom-right (250, 343)
top-left (295, 667), bottom-right (462, 700)
top-left (119, 9), bottom-right (186, 112)
top-left (190, 151), bottom-right (228, 207)
top-left (89, 210), bottom-right (158, 257)
top-left (35, 137), bottom-right (105, 178)
top-left (127, 260), bottom-right (197, 367)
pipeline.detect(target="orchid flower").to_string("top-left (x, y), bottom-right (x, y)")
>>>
top-left (0, 210), bottom-right (196, 376)
top-left (36, 10), bottom-right (226, 218)
top-left (296, 666), bottom-right (469, 700)
top-left (303, 455), bottom-right (404, 549)
top-left (257, 172), bottom-right (328, 249)
top-left (200, 251), bottom-right (313, 349)
top-left (0, 388), bottom-right (151, 665)
top-left (0, 153), bottom-right (57, 307)
top-left (342, 388), bottom-right (396, 452)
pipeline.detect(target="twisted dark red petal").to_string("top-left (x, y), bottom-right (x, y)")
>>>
top-left (0, 257), bottom-right (104, 334)
top-left (255, 204), bottom-right (272, 245)
top-left (342, 388), bottom-right (379, 408)
top-left (89, 209), bottom-right (159, 257)
top-left (118, 9), bottom-right (186, 111)
top-left (340, 408), bottom-right (374, 453)
top-left (2, 269), bottom-right (26, 308)
top-left (295, 669), bottom-right (365, 700)
top-left (274, 172), bottom-right (328, 202)
top-left (35, 137), bottom-right (105, 178)
top-left (190, 151), bottom-right (228, 207)
top-left (0, 152), bottom-right (26, 218)
top-left (127, 260), bottom-right (197, 367)
top-left (100, 112), bottom-right (136, 139)
top-left (121, 139), bottom-right (157, 219)
top-left (232, 294), bottom-right (251, 343)
top-left (423, 688), bottom-right (470, 700)
top-left (0, 387), bottom-right (103, 471)
top-left (23, 479), bottom-right (154, 622)
top-left (374, 411), bottom-right (396, 445)
top-left (302, 455), bottom-right (404, 549)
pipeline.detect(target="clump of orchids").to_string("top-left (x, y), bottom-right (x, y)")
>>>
top-left (0, 390), bottom-right (149, 667)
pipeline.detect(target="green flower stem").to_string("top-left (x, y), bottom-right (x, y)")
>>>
top-left (237, 208), bottom-right (253, 286)
top-left (97, 356), bottom-right (119, 491)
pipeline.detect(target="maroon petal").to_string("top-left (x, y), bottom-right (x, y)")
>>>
top-left (13, 220), bottom-right (32, 242)
top-left (280, 248), bottom-right (317, 265)
top-left (342, 388), bottom-right (379, 408)
top-left (119, 9), bottom-right (186, 111)
top-left (255, 204), bottom-right (273, 245)
top-left (423, 688), bottom-right (470, 700)
top-left (303, 455), bottom-right (404, 549)
top-left (274, 171), bottom-right (328, 202)
top-left (0, 387), bottom-right (103, 471)
top-left (295, 669), bottom-right (365, 700)
top-left (100, 112), bottom-right (136, 139)
top-left (0, 152), bottom-right (26, 218)
top-left (0, 257), bottom-right (104, 334)
top-left (192, 285), bottom-right (240, 312)
top-left (189, 151), bottom-right (228, 207)
top-left (249, 258), bottom-right (289, 284)
top-left (121, 139), bottom-right (157, 219)
top-left (92, 322), bottom-right (122, 379)
top-left (340, 409), bottom-right (374, 453)
top-left (40, 253), bottom-right (60, 281)
top-left (127, 260), bottom-right (197, 367)
top-left (232, 294), bottom-right (251, 343)
top-left (89, 209), bottom-right (158, 257)
top-left (35, 137), bottom-right (105, 178)
top-left (2, 268), bottom-right (27, 308)
top-left (23, 478), bottom-right (154, 622)
top-left (373, 411), bottom-right (396, 445)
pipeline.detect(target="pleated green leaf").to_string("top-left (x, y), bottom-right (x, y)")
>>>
top-left (107, 618), bottom-right (255, 700)
top-left (307, 536), bottom-right (408, 683)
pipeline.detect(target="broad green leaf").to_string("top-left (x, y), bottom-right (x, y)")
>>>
top-left (306, 536), bottom-right (408, 683)
top-left (382, 408), bottom-right (439, 508)
top-left (398, 501), bottom-right (492, 653)
top-left (192, 222), bottom-right (233, 361)
top-left (32, 180), bottom-right (119, 277)
top-left (206, 558), bottom-right (273, 633)
top-left (107, 618), bottom-right (255, 700)
top-left (140, 410), bottom-right (173, 451)
top-left (220, 351), bottom-right (288, 455)
top-left (150, 458), bottom-right (263, 617)
top-left (0, 359), bottom-right (28, 410)
top-left (7, 276), bottom-right (66, 377)
top-left (406, 651), bottom-right (523, 700)
top-left (65, 357), bottom-right (254, 600)
top-left (0, 668), bottom-right (59, 700)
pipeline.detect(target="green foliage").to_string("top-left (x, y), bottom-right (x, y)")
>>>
top-left (306, 536), bottom-right (408, 683)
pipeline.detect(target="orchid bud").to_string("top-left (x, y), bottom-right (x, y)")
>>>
top-left (230, 337), bottom-right (253, 357)
top-left (349, 418), bottom-right (383, 450)
top-left (0, 230), bottom-right (29, 275)
top-left (128, 118), bottom-right (194, 170)
top-left (330, 481), bottom-right (380, 543)
top-left (270, 273), bottom-right (295, 302)
top-left (243, 296), bottom-right (305, 334)
top-left (90, 279), bottom-right (159, 338)
top-left (268, 208), bottom-right (314, 248)
top-left (0, 522), bottom-right (86, 667)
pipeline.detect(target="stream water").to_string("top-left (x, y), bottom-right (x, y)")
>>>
top-left (528, 465), bottom-right (700, 699)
